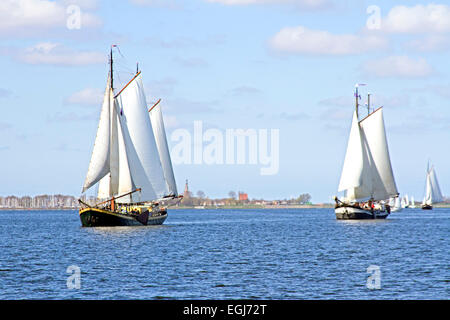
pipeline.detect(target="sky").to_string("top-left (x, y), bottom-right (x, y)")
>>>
top-left (1, 0), bottom-right (450, 203)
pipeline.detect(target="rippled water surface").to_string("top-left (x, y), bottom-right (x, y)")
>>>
top-left (0, 208), bottom-right (448, 299)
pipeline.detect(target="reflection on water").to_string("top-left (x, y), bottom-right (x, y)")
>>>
top-left (84, 225), bottom-right (169, 236)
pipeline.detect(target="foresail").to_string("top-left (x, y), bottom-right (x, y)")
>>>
top-left (425, 171), bottom-right (433, 205)
top-left (359, 108), bottom-right (398, 200)
top-left (82, 76), bottom-right (112, 193)
top-left (149, 103), bottom-right (178, 197)
top-left (114, 73), bottom-right (167, 202)
top-left (338, 111), bottom-right (364, 193)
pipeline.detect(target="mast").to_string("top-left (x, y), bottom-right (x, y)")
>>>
top-left (367, 93), bottom-right (371, 115)
top-left (110, 46), bottom-right (113, 91)
top-left (355, 83), bottom-right (366, 119)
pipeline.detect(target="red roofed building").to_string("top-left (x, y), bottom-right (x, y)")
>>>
top-left (238, 192), bottom-right (248, 201)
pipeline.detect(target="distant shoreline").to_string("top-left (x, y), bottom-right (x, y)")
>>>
top-left (0, 205), bottom-right (333, 211)
top-left (2, 203), bottom-right (450, 211)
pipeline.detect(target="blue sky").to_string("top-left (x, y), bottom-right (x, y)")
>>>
top-left (1, 0), bottom-right (450, 203)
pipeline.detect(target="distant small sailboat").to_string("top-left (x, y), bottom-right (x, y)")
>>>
top-left (78, 46), bottom-right (181, 227)
top-left (421, 162), bottom-right (443, 210)
top-left (403, 194), bottom-right (409, 208)
top-left (334, 85), bottom-right (399, 219)
top-left (410, 196), bottom-right (416, 208)
top-left (391, 196), bottom-right (402, 212)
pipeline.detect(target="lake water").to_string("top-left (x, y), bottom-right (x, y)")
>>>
top-left (0, 208), bottom-right (448, 300)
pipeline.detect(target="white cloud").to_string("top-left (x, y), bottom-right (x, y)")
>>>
top-left (361, 56), bottom-right (434, 78)
top-left (15, 42), bottom-right (105, 66)
top-left (382, 4), bottom-right (450, 34)
top-left (129, 0), bottom-right (182, 9)
top-left (0, 0), bottom-right (101, 35)
top-left (65, 88), bottom-right (103, 106)
top-left (173, 56), bottom-right (209, 68)
top-left (269, 26), bottom-right (388, 55)
top-left (405, 35), bottom-right (450, 52)
top-left (62, 0), bottom-right (99, 10)
top-left (205, 0), bottom-right (329, 9)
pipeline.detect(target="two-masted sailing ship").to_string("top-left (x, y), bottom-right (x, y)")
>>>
top-left (78, 47), bottom-right (180, 227)
top-left (334, 84), bottom-right (399, 219)
top-left (422, 162), bottom-right (443, 210)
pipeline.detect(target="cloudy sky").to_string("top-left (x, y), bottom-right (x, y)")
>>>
top-left (1, 0), bottom-right (450, 203)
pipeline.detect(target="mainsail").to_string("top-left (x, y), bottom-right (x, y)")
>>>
top-left (338, 108), bottom-right (398, 202)
top-left (82, 63), bottom-right (177, 204)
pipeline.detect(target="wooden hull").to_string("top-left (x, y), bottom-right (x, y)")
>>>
top-left (335, 205), bottom-right (389, 220)
top-left (421, 204), bottom-right (433, 210)
top-left (79, 207), bottom-right (167, 227)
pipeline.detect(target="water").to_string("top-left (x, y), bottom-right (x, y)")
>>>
top-left (0, 208), bottom-right (448, 300)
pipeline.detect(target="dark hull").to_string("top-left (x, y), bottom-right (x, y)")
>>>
top-left (79, 207), bottom-right (167, 227)
top-left (335, 206), bottom-right (389, 220)
top-left (421, 204), bottom-right (433, 210)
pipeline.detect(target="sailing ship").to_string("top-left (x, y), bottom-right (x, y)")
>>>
top-left (78, 46), bottom-right (181, 227)
top-left (421, 162), bottom-right (443, 210)
top-left (403, 194), bottom-right (409, 208)
top-left (410, 196), bottom-right (416, 208)
top-left (334, 84), bottom-right (399, 219)
top-left (391, 196), bottom-right (402, 212)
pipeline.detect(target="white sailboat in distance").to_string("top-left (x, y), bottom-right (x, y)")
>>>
top-left (334, 84), bottom-right (399, 219)
top-left (421, 162), bottom-right (443, 210)
top-left (78, 46), bottom-right (182, 227)
top-left (410, 196), bottom-right (416, 208)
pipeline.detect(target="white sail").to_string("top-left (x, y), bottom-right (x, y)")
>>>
top-left (410, 196), bottom-right (416, 208)
top-left (404, 194), bottom-right (409, 207)
top-left (338, 107), bottom-right (398, 202)
top-left (97, 174), bottom-right (111, 199)
top-left (359, 108), bottom-right (398, 200)
top-left (338, 111), bottom-right (366, 194)
top-left (82, 76), bottom-right (112, 193)
top-left (429, 166), bottom-right (443, 203)
top-left (149, 103), bottom-right (178, 197)
top-left (109, 98), bottom-right (120, 197)
top-left (388, 197), bottom-right (395, 206)
top-left (395, 197), bottom-right (402, 209)
top-left (423, 165), bottom-right (443, 205)
top-left (424, 171), bottom-right (433, 205)
top-left (114, 100), bottom-right (135, 204)
top-left (114, 73), bottom-right (167, 203)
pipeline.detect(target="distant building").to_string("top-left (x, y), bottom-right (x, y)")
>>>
top-left (183, 180), bottom-right (191, 198)
top-left (238, 192), bottom-right (248, 201)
